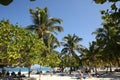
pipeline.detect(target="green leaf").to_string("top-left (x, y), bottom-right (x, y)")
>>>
top-left (94, 0), bottom-right (107, 4)
top-left (0, 0), bottom-right (13, 6)
top-left (111, 3), bottom-right (117, 10)
top-left (109, 0), bottom-right (118, 2)
top-left (30, 0), bottom-right (36, 1)
top-left (100, 10), bottom-right (105, 14)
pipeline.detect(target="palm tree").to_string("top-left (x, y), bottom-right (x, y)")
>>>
top-left (82, 41), bottom-right (102, 73)
top-left (26, 7), bottom-right (63, 76)
top-left (26, 7), bottom-right (63, 53)
top-left (26, 7), bottom-right (63, 55)
top-left (61, 34), bottom-right (83, 74)
top-left (93, 25), bottom-right (120, 70)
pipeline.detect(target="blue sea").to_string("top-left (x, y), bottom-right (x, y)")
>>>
top-left (0, 66), bottom-right (50, 73)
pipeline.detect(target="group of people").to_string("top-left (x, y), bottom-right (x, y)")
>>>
top-left (77, 67), bottom-right (91, 79)
top-left (5, 71), bottom-right (21, 78)
top-left (0, 69), bottom-right (26, 80)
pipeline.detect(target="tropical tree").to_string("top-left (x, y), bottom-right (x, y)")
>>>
top-left (26, 7), bottom-right (64, 75)
top-left (61, 54), bottom-right (80, 68)
top-left (45, 51), bottom-right (61, 67)
top-left (81, 41), bottom-right (103, 73)
top-left (27, 7), bottom-right (63, 54)
top-left (94, 0), bottom-right (120, 35)
top-left (92, 0), bottom-right (120, 69)
top-left (93, 24), bottom-right (120, 70)
top-left (61, 34), bottom-right (84, 74)
top-left (0, 20), bottom-right (20, 66)
top-left (16, 30), bottom-right (46, 77)
top-left (0, 20), bottom-right (47, 77)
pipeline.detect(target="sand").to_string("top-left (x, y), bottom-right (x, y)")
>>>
top-left (22, 72), bottom-right (120, 80)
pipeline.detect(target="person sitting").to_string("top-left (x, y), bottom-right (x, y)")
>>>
top-left (6, 71), bottom-right (10, 77)
top-left (18, 71), bottom-right (21, 77)
top-left (11, 71), bottom-right (16, 78)
top-left (2, 69), bottom-right (6, 77)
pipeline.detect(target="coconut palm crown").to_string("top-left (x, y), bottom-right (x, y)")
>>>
top-left (26, 7), bottom-right (63, 51)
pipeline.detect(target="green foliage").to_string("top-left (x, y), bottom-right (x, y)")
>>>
top-left (94, 0), bottom-right (107, 4)
top-left (61, 34), bottom-right (84, 67)
top-left (30, 0), bottom-right (36, 1)
top-left (88, 0), bottom-right (120, 67)
top-left (92, 7), bottom-right (120, 66)
top-left (0, 0), bottom-right (36, 6)
top-left (0, 20), bottom-right (47, 67)
top-left (0, 20), bottom-right (19, 65)
top-left (94, 0), bottom-right (120, 26)
top-left (61, 54), bottom-right (80, 67)
top-left (61, 54), bottom-right (71, 67)
top-left (94, 0), bottom-right (119, 4)
top-left (43, 51), bottom-right (61, 67)
top-left (111, 3), bottom-right (117, 10)
top-left (0, 0), bottom-right (13, 6)
top-left (94, 0), bottom-right (120, 24)
top-left (27, 7), bottom-right (64, 67)
top-left (27, 7), bottom-right (63, 54)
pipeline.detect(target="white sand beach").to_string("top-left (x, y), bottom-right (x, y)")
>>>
top-left (22, 72), bottom-right (120, 80)
top-left (26, 74), bottom-right (120, 80)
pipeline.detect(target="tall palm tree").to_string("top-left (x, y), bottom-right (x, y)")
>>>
top-left (26, 7), bottom-right (64, 75)
top-left (61, 34), bottom-right (83, 74)
top-left (26, 7), bottom-right (63, 53)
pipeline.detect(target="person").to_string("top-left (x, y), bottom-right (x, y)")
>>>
top-left (50, 68), bottom-right (53, 76)
top-left (65, 68), bottom-right (69, 75)
top-left (78, 70), bottom-right (83, 79)
top-left (95, 70), bottom-right (99, 77)
top-left (85, 67), bottom-right (91, 78)
top-left (11, 71), bottom-right (16, 78)
top-left (2, 69), bottom-right (6, 77)
top-left (6, 71), bottom-right (10, 77)
top-left (40, 71), bottom-right (42, 74)
top-left (18, 70), bottom-right (21, 77)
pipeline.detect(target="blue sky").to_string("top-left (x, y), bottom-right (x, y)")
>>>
top-left (0, 0), bottom-right (111, 48)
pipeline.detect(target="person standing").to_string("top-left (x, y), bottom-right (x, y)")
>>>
top-left (78, 70), bottom-right (83, 79)
top-left (85, 67), bottom-right (91, 78)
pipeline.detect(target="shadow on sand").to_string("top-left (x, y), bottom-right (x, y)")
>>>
top-left (94, 72), bottom-right (120, 80)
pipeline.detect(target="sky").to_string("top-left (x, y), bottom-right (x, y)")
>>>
top-left (0, 0), bottom-right (111, 49)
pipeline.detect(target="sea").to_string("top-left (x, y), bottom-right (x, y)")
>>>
top-left (0, 65), bottom-right (50, 73)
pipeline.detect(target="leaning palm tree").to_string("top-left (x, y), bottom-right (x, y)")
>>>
top-left (26, 7), bottom-right (63, 53)
top-left (61, 34), bottom-right (84, 74)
